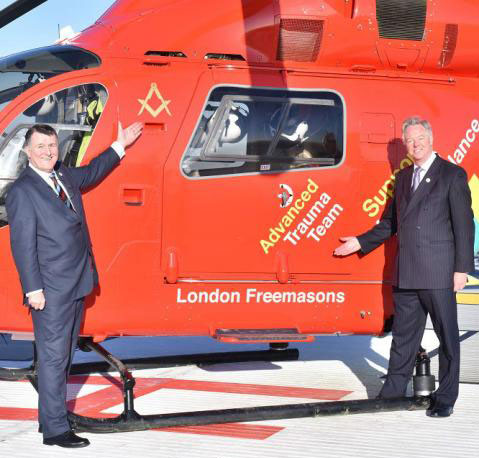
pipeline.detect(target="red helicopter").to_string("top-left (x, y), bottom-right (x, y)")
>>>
top-left (0, 0), bottom-right (478, 432)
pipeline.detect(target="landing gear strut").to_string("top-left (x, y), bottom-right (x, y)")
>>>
top-left (413, 347), bottom-right (435, 396)
top-left (84, 339), bottom-right (141, 423)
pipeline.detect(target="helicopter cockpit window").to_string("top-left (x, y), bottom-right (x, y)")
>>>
top-left (181, 86), bottom-right (344, 177)
top-left (0, 45), bottom-right (101, 113)
top-left (0, 83), bottom-right (107, 227)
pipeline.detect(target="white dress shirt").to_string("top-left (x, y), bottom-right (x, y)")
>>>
top-left (412, 151), bottom-right (437, 188)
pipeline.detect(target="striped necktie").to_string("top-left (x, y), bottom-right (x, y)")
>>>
top-left (49, 172), bottom-right (74, 211)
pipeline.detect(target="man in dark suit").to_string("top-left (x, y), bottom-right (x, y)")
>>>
top-left (334, 116), bottom-right (474, 418)
top-left (6, 121), bottom-right (143, 447)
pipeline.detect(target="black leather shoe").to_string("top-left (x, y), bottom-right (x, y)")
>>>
top-left (43, 431), bottom-right (90, 448)
top-left (426, 403), bottom-right (453, 418)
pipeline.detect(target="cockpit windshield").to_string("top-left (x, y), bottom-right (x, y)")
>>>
top-left (0, 45), bottom-right (101, 113)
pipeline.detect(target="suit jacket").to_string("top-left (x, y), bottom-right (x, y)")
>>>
top-left (5, 147), bottom-right (120, 306)
top-left (358, 155), bottom-right (474, 289)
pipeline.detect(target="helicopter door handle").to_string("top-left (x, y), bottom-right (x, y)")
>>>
top-left (275, 251), bottom-right (289, 284)
top-left (122, 187), bottom-right (144, 206)
top-left (165, 248), bottom-right (178, 284)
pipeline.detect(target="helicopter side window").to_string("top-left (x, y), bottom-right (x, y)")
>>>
top-left (181, 86), bottom-right (344, 178)
top-left (274, 102), bottom-right (341, 166)
top-left (0, 83), bottom-right (107, 227)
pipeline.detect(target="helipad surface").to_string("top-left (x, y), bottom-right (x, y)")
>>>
top-left (0, 304), bottom-right (478, 458)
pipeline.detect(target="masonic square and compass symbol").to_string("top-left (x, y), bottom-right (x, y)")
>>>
top-left (137, 82), bottom-right (172, 117)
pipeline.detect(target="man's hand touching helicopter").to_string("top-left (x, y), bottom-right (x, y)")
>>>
top-left (334, 236), bottom-right (361, 257)
top-left (117, 121), bottom-right (144, 148)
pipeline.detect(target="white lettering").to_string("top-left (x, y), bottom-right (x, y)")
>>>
top-left (283, 231), bottom-right (299, 245)
top-left (177, 288), bottom-right (187, 303)
top-left (242, 289), bottom-right (346, 304)
top-left (246, 288), bottom-right (256, 303)
top-left (178, 288), bottom-right (347, 305)
top-left (449, 118), bottom-right (479, 165)
top-left (176, 288), bottom-right (240, 304)
top-left (466, 128), bottom-right (476, 144)
top-left (307, 227), bottom-right (320, 241)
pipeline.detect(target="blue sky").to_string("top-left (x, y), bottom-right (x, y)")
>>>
top-left (0, 0), bottom-right (116, 57)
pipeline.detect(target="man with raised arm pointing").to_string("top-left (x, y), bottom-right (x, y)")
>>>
top-left (334, 116), bottom-right (474, 418)
top-left (6, 121), bottom-right (143, 447)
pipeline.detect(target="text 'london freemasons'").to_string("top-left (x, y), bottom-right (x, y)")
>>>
top-left (177, 288), bottom-right (345, 304)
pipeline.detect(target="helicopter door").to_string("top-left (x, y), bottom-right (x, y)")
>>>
top-left (162, 80), bottom-right (354, 283)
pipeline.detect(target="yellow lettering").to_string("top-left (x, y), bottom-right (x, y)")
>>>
top-left (295, 198), bottom-right (305, 210)
top-left (287, 206), bottom-right (299, 219)
top-left (363, 159), bottom-right (411, 218)
top-left (260, 239), bottom-right (274, 254)
top-left (301, 190), bottom-right (311, 202)
top-left (307, 178), bottom-right (319, 194)
top-left (260, 178), bottom-right (322, 253)
top-left (382, 179), bottom-right (395, 198)
top-left (362, 198), bottom-right (380, 217)
top-left (400, 157), bottom-right (413, 169)
top-left (269, 227), bottom-right (281, 243)
top-left (282, 214), bottom-right (294, 227)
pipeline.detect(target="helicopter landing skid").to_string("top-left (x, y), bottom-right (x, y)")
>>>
top-left (1, 339), bottom-right (433, 433)
top-left (68, 340), bottom-right (432, 433)
top-left (70, 396), bottom-right (430, 434)
top-left (0, 365), bottom-right (35, 381)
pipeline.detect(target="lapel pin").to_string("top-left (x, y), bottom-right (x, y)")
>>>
top-left (426, 178), bottom-right (430, 183)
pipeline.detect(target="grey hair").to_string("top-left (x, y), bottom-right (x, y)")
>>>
top-left (402, 116), bottom-right (433, 144)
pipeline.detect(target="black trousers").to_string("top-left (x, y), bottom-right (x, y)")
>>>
top-left (31, 298), bottom-right (84, 439)
top-left (379, 287), bottom-right (460, 406)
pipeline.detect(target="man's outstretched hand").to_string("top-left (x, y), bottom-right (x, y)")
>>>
top-left (334, 236), bottom-right (361, 256)
top-left (117, 121), bottom-right (144, 149)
